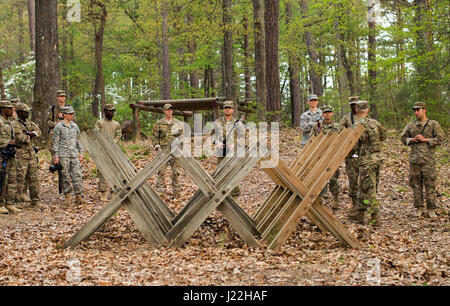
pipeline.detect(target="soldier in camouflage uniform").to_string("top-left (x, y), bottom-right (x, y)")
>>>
top-left (151, 104), bottom-right (184, 196)
top-left (211, 100), bottom-right (246, 198)
top-left (349, 101), bottom-right (387, 226)
top-left (53, 106), bottom-right (85, 206)
top-left (14, 103), bottom-right (42, 208)
top-left (94, 104), bottom-right (122, 202)
top-left (339, 96), bottom-right (360, 211)
top-left (0, 101), bottom-right (21, 214)
top-left (401, 102), bottom-right (445, 218)
top-left (300, 94), bottom-right (323, 147)
top-left (311, 105), bottom-right (341, 208)
top-left (47, 90), bottom-right (67, 169)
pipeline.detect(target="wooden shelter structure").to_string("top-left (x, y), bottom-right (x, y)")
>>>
top-left (64, 125), bottom-right (364, 250)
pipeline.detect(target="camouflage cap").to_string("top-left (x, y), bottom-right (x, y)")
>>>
top-left (413, 102), bottom-right (426, 109)
top-left (163, 103), bottom-right (173, 110)
top-left (57, 90), bottom-right (66, 97)
top-left (348, 96), bottom-right (360, 105)
top-left (104, 104), bottom-right (116, 111)
top-left (308, 94), bottom-right (319, 101)
top-left (61, 106), bottom-right (75, 114)
top-left (321, 104), bottom-right (333, 112)
top-left (223, 100), bottom-right (234, 108)
top-left (0, 100), bottom-right (14, 108)
top-left (355, 100), bottom-right (369, 110)
top-left (10, 98), bottom-right (21, 104)
top-left (15, 103), bottom-right (31, 112)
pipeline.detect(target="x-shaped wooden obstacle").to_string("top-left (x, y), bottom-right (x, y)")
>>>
top-left (65, 126), bottom-right (364, 250)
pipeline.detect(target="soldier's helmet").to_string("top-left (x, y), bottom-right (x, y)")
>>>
top-left (163, 103), bottom-right (173, 110)
top-left (308, 94), bottom-right (319, 101)
top-left (10, 98), bottom-right (21, 104)
top-left (57, 90), bottom-right (66, 97)
top-left (61, 106), bottom-right (75, 114)
top-left (321, 105), bottom-right (333, 113)
top-left (355, 100), bottom-right (369, 111)
top-left (412, 102), bottom-right (426, 110)
top-left (15, 103), bottom-right (31, 112)
top-left (104, 104), bottom-right (116, 111)
top-left (348, 96), bottom-right (360, 105)
top-left (223, 101), bottom-right (234, 108)
top-left (0, 100), bottom-right (14, 108)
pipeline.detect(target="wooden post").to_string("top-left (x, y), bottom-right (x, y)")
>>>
top-left (132, 106), bottom-right (141, 142)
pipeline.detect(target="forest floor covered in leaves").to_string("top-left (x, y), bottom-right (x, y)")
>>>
top-left (0, 128), bottom-right (448, 286)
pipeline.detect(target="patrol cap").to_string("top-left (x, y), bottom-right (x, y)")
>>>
top-left (57, 90), bottom-right (66, 97)
top-left (223, 100), bottom-right (234, 108)
top-left (104, 104), bottom-right (116, 111)
top-left (355, 100), bottom-right (369, 110)
top-left (61, 106), bottom-right (75, 114)
top-left (0, 100), bottom-right (14, 108)
top-left (412, 102), bottom-right (426, 109)
top-left (308, 94), bottom-right (319, 101)
top-left (15, 103), bottom-right (31, 112)
top-left (348, 96), bottom-right (360, 105)
top-left (163, 103), bottom-right (173, 110)
top-left (321, 105), bottom-right (333, 113)
top-left (10, 98), bottom-right (21, 104)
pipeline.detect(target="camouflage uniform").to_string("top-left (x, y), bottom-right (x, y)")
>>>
top-left (300, 94), bottom-right (323, 148)
top-left (353, 103), bottom-right (387, 224)
top-left (47, 90), bottom-right (67, 160)
top-left (311, 113), bottom-right (341, 199)
top-left (94, 105), bottom-right (122, 193)
top-left (401, 106), bottom-right (445, 211)
top-left (151, 105), bottom-right (183, 194)
top-left (53, 110), bottom-right (84, 195)
top-left (13, 104), bottom-right (41, 206)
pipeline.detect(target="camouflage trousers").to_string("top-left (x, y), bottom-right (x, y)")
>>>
top-left (16, 157), bottom-right (40, 202)
top-left (409, 162), bottom-right (437, 209)
top-left (59, 157), bottom-right (83, 194)
top-left (345, 157), bottom-right (359, 200)
top-left (357, 160), bottom-right (382, 214)
top-left (1, 157), bottom-right (17, 206)
top-left (97, 170), bottom-right (111, 193)
top-left (155, 158), bottom-right (180, 193)
top-left (217, 157), bottom-right (241, 198)
top-left (321, 169), bottom-right (340, 197)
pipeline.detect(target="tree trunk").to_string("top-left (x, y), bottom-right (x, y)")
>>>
top-left (33, 0), bottom-right (59, 138)
top-left (0, 66), bottom-right (5, 100)
top-left (92, 0), bottom-right (107, 118)
top-left (160, 0), bottom-right (171, 100)
top-left (368, 0), bottom-right (378, 119)
top-left (27, 0), bottom-right (36, 54)
top-left (243, 16), bottom-right (251, 102)
top-left (285, 2), bottom-right (300, 127)
top-left (18, 3), bottom-right (25, 63)
top-left (223, 0), bottom-right (234, 101)
top-left (252, 0), bottom-right (266, 119)
top-left (265, 0), bottom-right (281, 123)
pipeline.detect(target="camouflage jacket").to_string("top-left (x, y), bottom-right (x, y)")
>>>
top-left (311, 120), bottom-right (340, 137)
top-left (401, 119), bottom-right (445, 164)
top-left (0, 116), bottom-right (14, 148)
top-left (354, 116), bottom-right (387, 164)
top-left (46, 103), bottom-right (66, 131)
top-left (151, 117), bottom-right (184, 147)
top-left (300, 109), bottom-right (323, 145)
top-left (53, 120), bottom-right (84, 158)
top-left (94, 118), bottom-right (122, 144)
top-left (14, 118), bottom-right (41, 160)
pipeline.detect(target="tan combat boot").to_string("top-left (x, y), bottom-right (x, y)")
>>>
top-left (21, 193), bottom-right (31, 203)
top-left (5, 204), bottom-right (21, 214)
top-left (31, 200), bottom-right (43, 208)
top-left (64, 193), bottom-right (72, 206)
top-left (427, 208), bottom-right (437, 219)
top-left (100, 192), bottom-right (108, 202)
top-left (0, 205), bottom-right (9, 214)
top-left (75, 194), bottom-right (85, 205)
top-left (414, 207), bottom-right (423, 218)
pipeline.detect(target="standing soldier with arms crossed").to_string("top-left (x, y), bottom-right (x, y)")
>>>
top-left (94, 104), bottom-right (122, 202)
top-left (53, 106), bottom-right (85, 207)
top-left (0, 101), bottom-right (20, 214)
top-left (300, 94), bottom-right (323, 148)
top-left (14, 103), bottom-right (42, 208)
top-left (151, 104), bottom-right (184, 197)
top-left (311, 105), bottom-right (341, 208)
top-left (401, 102), bottom-right (445, 218)
top-left (349, 101), bottom-right (387, 226)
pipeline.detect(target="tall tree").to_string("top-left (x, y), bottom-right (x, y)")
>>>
top-left (223, 0), bottom-right (234, 101)
top-left (252, 0), bottom-right (266, 118)
top-left (367, 0), bottom-right (378, 119)
top-left (33, 0), bottom-right (59, 138)
top-left (160, 0), bottom-right (171, 100)
top-left (27, 0), bottom-right (36, 54)
top-left (265, 0), bottom-right (281, 122)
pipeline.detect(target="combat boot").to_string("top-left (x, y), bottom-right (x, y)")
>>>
top-left (21, 194), bottom-right (31, 203)
top-left (427, 208), bottom-right (437, 219)
top-left (100, 192), bottom-right (108, 202)
top-left (332, 194), bottom-right (339, 209)
top-left (75, 194), bottom-right (85, 205)
top-left (5, 204), bottom-right (21, 214)
top-left (348, 210), bottom-right (365, 224)
top-left (64, 193), bottom-right (72, 206)
top-left (0, 206), bottom-right (9, 214)
top-left (31, 200), bottom-right (43, 208)
top-left (414, 207), bottom-right (423, 218)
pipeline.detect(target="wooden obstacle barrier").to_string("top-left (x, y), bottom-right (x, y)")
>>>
top-left (65, 126), bottom-right (364, 250)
